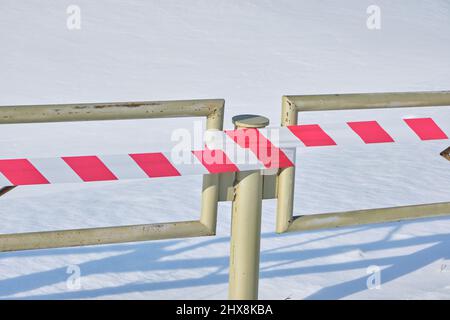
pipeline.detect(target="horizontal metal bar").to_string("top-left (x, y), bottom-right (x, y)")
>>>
top-left (286, 91), bottom-right (450, 112)
top-left (0, 99), bottom-right (224, 124)
top-left (287, 202), bottom-right (450, 232)
top-left (0, 220), bottom-right (213, 252)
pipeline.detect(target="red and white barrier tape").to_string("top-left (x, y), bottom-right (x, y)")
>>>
top-left (0, 117), bottom-right (448, 187)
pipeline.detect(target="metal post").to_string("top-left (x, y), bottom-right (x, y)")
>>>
top-left (200, 102), bottom-right (225, 234)
top-left (276, 97), bottom-right (297, 233)
top-left (228, 114), bottom-right (269, 300)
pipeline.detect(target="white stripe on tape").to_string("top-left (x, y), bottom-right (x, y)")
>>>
top-left (257, 128), bottom-right (297, 163)
top-left (377, 118), bottom-right (421, 144)
top-left (1, 115), bottom-right (447, 187)
top-left (166, 152), bottom-right (208, 176)
top-left (0, 172), bottom-right (11, 186)
top-left (317, 122), bottom-right (361, 146)
top-left (28, 157), bottom-right (83, 184)
top-left (99, 154), bottom-right (149, 180)
top-left (222, 135), bottom-right (265, 171)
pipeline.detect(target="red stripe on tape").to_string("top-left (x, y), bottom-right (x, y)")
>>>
top-left (192, 148), bottom-right (239, 174)
top-left (288, 124), bottom-right (336, 147)
top-left (404, 118), bottom-right (448, 141)
top-left (226, 128), bottom-right (294, 169)
top-left (62, 156), bottom-right (118, 182)
top-left (0, 159), bottom-right (49, 186)
top-left (347, 121), bottom-right (394, 144)
top-left (130, 153), bottom-right (181, 178)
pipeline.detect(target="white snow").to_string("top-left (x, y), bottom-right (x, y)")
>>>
top-left (0, 0), bottom-right (449, 299)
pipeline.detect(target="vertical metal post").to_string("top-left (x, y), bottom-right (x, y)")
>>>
top-left (228, 114), bottom-right (269, 300)
top-left (276, 97), bottom-right (298, 233)
top-left (200, 103), bottom-right (225, 234)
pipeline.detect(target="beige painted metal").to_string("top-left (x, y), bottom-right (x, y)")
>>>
top-left (218, 172), bottom-right (236, 201)
top-left (216, 114), bottom-right (277, 202)
top-left (218, 171), bottom-right (278, 202)
top-left (200, 174), bottom-right (220, 233)
top-left (287, 202), bottom-right (450, 232)
top-left (0, 99), bottom-right (225, 124)
top-left (232, 114), bottom-right (270, 128)
top-left (0, 221), bottom-right (212, 252)
top-left (276, 97), bottom-right (298, 232)
top-left (275, 165), bottom-right (295, 232)
top-left (228, 115), bottom-right (268, 300)
top-left (228, 170), bottom-right (263, 300)
top-left (0, 99), bottom-right (224, 251)
top-left (276, 91), bottom-right (450, 233)
top-left (262, 173), bottom-right (278, 200)
top-left (200, 103), bottom-right (225, 234)
top-left (285, 91), bottom-right (450, 112)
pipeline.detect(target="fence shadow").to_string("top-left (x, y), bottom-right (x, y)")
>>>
top-left (1, 217), bottom-right (450, 299)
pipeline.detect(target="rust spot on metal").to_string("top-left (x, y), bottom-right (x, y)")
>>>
top-left (93, 105), bottom-right (111, 109)
top-left (93, 102), bottom-right (161, 109)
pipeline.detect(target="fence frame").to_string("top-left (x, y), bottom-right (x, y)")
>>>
top-left (1, 92), bottom-right (449, 299)
top-left (0, 99), bottom-right (225, 251)
top-left (276, 91), bottom-right (450, 234)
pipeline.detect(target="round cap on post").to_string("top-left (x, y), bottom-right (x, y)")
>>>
top-left (232, 114), bottom-right (270, 129)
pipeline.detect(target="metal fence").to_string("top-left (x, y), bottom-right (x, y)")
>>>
top-left (0, 99), bottom-right (225, 251)
top-left (276, 91), bottom-right (450, 234)
top-left (0, 91), bottom-right (449, 300)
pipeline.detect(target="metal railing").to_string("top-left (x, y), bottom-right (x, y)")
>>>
top-left (0, 91), bottom-right (449, 300)
top-left (0, 99), bottom-right (225, 251)
top-left (276, 91), bottom-right (450, 233)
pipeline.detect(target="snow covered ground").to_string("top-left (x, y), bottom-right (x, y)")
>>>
top-left (0, 0), bottom-right (449, 299)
